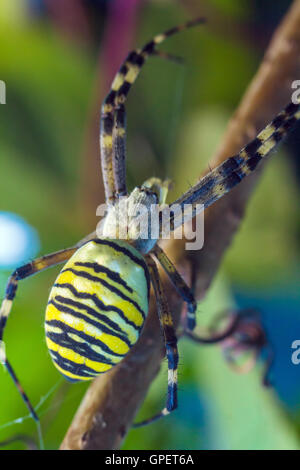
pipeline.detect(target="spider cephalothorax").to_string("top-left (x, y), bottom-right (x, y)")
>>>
top-left (101, 177), bottom-right (170, 254)
top-left (0, 18), bottom-right (299, 447)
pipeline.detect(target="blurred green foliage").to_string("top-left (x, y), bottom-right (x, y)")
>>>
top-left (0, 0), bottom-right (299, 450)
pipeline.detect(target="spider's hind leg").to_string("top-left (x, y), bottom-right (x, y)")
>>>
top-left (133, 255), bottom-right (179, 427)
top-left (153, 245), bottom-right (197, 331)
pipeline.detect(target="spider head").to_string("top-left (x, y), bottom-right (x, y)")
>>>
top-left (101, 178), bottom-right (172, 254)
top-left (101, 186), bottom-right (158, 254)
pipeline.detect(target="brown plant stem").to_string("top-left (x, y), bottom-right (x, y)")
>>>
top-left (60, 0), bottom-right (300, 450)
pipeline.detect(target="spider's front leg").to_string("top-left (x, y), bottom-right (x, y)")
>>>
top-left (100, 17), bottom-right (205, 205)
top-left (171, 98), bottom-right (300, 216)
top-left (0, 247), bottom-right (76, 437)
top-left (134, 255), bottom-right (179, 427)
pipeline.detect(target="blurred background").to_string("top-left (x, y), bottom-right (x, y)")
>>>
top-left (0, 0), bottom-right (299, 450)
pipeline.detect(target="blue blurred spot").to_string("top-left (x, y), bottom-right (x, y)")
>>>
top-left (0, 212), bottom-right (40, 269)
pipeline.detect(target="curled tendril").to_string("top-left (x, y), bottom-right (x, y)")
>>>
top-left (182, 308), bottom-right (273, 387)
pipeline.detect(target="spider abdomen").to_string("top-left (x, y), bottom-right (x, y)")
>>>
top-left (45, 239), bottom-right (150, 382)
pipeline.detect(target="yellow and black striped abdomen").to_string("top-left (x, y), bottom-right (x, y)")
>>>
top-left (45, 239), bottom-right (150, 382)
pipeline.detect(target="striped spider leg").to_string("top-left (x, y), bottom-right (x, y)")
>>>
top-left (152, 245), bottom-right (197, 331)
top-left (100, 17), bottom-right (206, 204)
top-left (0, 246), bottom-right (77, 447)
top-left (170, 99), bottom-right (300, 217)
top-left (134, 255), bottom-right (179, 427)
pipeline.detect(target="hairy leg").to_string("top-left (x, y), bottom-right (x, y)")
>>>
top-left (133, 255), bottom-right (179, 427)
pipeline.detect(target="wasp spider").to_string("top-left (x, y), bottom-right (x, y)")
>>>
top-left (0, 18), bottom-right (299, 442)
